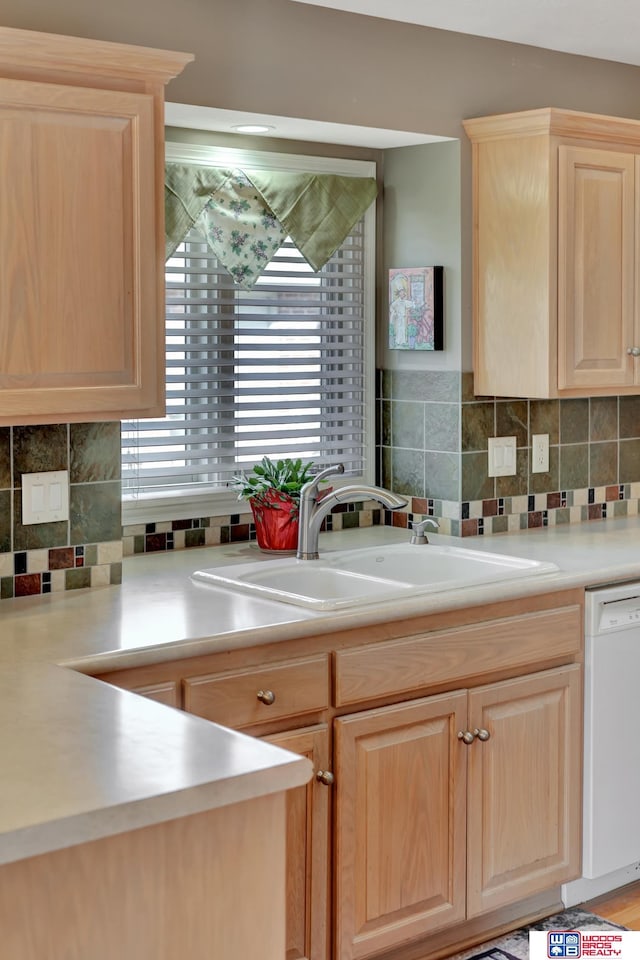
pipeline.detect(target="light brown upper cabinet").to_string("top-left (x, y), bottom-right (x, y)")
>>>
top-left (0, 27), bottom-right (192, 425)
top-left (464, 108), bottom-right (640, 398)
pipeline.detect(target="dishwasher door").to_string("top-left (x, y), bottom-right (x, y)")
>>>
top-left (583, 584), bottom-right (640, 878)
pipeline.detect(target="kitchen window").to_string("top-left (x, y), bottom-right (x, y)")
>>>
top-left (121, 144), bottom-right (376, 524)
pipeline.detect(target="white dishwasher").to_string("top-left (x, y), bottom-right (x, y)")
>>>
top-left (563, 581), bottom-right (640, 906)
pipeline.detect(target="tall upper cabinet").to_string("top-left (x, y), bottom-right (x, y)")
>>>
top-left (464, 108), bottom-right (640, 399)
top-left (0, 27), bottom-right (192, 425)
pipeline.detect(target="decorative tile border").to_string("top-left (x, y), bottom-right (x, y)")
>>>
top-left (393, 483), bottom-right (640, 537)
top-left (0, 541), bottom-right (123, 601)
top-left (122, 503), bottom-right (383, 557)
top-left (122, 514), bottom-right (253, 555)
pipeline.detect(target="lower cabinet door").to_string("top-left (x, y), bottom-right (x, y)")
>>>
top-left (466, 664), bottom-right (582, 917)
top-left (334, 692), bottom-right (468, 960)
top-left (265, 725), bottom-right (331, 960)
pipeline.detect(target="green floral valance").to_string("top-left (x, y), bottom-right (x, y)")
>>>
top-left (165, 162), bottom-right (378, 289)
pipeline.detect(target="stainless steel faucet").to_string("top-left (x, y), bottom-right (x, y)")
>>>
top-left (296, 464), bottom-right (408, 560)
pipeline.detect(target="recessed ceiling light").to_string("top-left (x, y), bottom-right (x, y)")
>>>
top-left (231, 123), bottom-right (275, 134)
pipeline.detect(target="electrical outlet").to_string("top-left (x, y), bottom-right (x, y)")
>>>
top-left (488, 436), bottom-right (516, 477)
top-left (532, 434), bottom-right (549, 474)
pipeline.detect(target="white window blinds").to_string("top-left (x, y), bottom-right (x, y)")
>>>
top-left (121, 209), bottom-right (372, 503)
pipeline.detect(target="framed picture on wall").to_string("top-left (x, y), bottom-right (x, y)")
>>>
top-left (388, 265), bottom-right (444, 350)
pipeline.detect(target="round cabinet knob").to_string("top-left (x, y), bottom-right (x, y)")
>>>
top-left (473, 728), bottom-right (491, 742)
top-left (627, 346), bottom-right (640, 357)
top-left (256, 689), bottom-right (276, 705)
top-left (457, 730), bottom-right (475, 745)
top-left (316, 770), bottom-right (335, 786)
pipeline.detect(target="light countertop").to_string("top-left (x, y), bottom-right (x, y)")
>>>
top-left (3, 518), bottom-right (640, 674)
top-left (0, 660), bottom-right (311, 866)
top-left (2, 516), bottom-right (640, 868)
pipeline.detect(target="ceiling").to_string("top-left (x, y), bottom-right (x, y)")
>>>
top-left (290, 0), bottom-right (640, 68)
top-left (165, 103), bottom-right (449, 150)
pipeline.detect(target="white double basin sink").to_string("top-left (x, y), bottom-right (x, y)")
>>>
top-left (192, 542), bottom-right (559, 610)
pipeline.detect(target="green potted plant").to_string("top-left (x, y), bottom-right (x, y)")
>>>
top-left (233, 456), bottom-right (319, 551)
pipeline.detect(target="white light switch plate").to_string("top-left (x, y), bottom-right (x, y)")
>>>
top-left (487, 436), bottom-right (517, 477)
top-left (22, 471), bottom-right (69, 524)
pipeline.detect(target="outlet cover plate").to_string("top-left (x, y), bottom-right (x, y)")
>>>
top-left (532, 434), bottom-right (550, 474)
top-left (22, 471), bottom-right (69, 524)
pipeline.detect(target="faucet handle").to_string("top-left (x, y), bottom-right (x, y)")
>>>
top-left (303, 463), bottom-right (345, 495)
top-left (409, 517), bottom-right (439, 544)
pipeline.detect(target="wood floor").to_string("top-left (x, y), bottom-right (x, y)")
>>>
top-left (584, 880), bottom-right (640, 930)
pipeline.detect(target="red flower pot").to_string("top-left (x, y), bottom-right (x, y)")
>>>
top-left (250, 490), bottom-right (300, 551)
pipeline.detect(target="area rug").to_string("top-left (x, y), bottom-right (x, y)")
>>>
top-left (450, 908), bottom-right (628, 960)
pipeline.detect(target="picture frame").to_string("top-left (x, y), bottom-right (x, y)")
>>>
top-left (388, 265), bottom-right (444, 351)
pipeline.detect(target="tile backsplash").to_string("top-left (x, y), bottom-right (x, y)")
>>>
top-left (378, 370), bottom-right (640, 535)
top-left (0, 423), bottom-right (122, 600)
top-left (2, 374), bottom-right (640, 601)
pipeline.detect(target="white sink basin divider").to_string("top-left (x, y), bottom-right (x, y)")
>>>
top-left (192, 543), bottom-right (559, 610)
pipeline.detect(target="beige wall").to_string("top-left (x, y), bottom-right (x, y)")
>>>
top-left (4, 0), bottom-right (640, 136)
top-left (383, 141), bottom-right (462, 371)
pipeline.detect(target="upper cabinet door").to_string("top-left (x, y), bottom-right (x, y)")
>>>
top-left (558, 145), bottom-right (636, 391)
top-left (465, 107), bottom-right (640, 399)
top-left (0, 26), bottom-right (193, 426)
top-left (0, 79), bottom-right (157, 423)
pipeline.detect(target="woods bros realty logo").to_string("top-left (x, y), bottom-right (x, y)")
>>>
top-left (529, 931), bottom-right (640, 960)
top-left (548, 933), bottom-right (621, 957)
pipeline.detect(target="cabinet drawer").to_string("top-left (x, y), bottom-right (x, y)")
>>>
top-left (334, 604), bottom-right (582, 707)
top-left (131, 681), bottom-right (181, 708)
top-left (183, 655), bottom-right (330, 729)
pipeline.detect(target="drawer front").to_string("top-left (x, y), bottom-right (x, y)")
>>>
top-left (334, 604), bottom-right (582, 707)
top-left (131, 681), bottom-right (181, 708)
top-left (183, 655), bottom-right (330, 729)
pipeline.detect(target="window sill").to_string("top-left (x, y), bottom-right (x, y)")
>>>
top-left (122, 490), bottom-right (248, 527)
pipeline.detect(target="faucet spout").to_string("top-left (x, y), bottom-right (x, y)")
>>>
top-left (296, 466), bottom-right (408, 560)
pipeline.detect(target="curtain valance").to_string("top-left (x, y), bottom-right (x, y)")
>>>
top-left (165, 162), bottom-right (377, 288)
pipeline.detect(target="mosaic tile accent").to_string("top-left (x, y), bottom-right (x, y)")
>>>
top-left (122, 503), bottom-right (385, 556)
top-left (378, 485), bottom-right (640, 537)
top-left (0, 540), bottom-right (122, 600)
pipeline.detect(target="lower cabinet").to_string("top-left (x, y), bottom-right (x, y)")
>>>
top-left (265, 726), bottom-right (331, 960)
top-left (466, 665), bottom-right (581, 918)
top-left (334, 665), bottom-right (582, 960)
top-left (95, 589), bottom-right (584, 960)
top-left (334, 691), bottom-right (468, 960)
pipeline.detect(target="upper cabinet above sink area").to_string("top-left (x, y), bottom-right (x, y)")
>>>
top-left (464, 108), bottom-right (640, 400)
top-left (0, 27), bottom-right (192, 425)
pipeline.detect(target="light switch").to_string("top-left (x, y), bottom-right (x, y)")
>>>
top-left (31, 482), bottom-right (46, 514)
top-left (487, 436), bottom-right (517, 477)
top-left (22, 471), bottom-right (70, 524)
